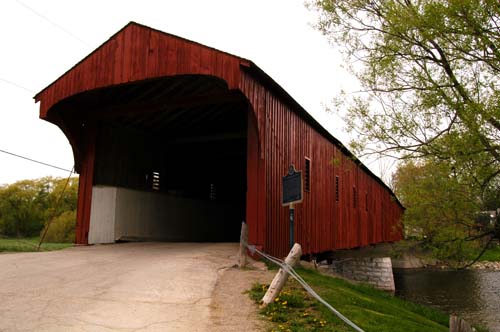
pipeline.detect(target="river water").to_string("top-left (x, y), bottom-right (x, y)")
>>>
top-left (393, 269), bottom-right (500, 331)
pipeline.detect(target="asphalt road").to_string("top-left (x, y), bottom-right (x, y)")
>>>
top-left (0, 242), bottom-right (238, 332)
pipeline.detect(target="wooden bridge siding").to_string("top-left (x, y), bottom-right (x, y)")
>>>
top-left (240, 70), bottom-right (402, 258)
top-left (35, 23), bottom-right (242, 118)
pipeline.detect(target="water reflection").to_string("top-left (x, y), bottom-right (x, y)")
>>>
top-left (393, 269), bottom-right (500, 332)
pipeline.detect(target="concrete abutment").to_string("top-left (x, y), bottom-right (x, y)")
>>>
top-left (332, 257), bottom-right (395, 292)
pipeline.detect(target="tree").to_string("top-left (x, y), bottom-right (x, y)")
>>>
top-left (0, 179), bottom-right (48, 237)
top-left (41, 210), bottom-right (76, 243)
top-left (42, 177), bottom-right (79, 219)
top-left (0, 177), bottom-right (78, 239)
top-left (309, 0), bottom-right (500, 191)
top-left (392, 159), bottom-right (487, 262)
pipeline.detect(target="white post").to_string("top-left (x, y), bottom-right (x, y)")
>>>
top-left (261, 243), bottom-right (302, 306)
top-left (238, 222), bottom-right (248, 268)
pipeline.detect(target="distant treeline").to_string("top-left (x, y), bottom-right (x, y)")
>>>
top-left (0, 177), bottom-right (78, 242)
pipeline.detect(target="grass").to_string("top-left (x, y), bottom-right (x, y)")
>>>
top-left (0, 237), bottom-right (72, 253)
top-left (248, 267), bottom-right (451, 332)
top-left (478, 245), bottom-right (500, 262)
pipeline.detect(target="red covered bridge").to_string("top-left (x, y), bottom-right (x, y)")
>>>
top-left (34, 22), bottom-right (403, 258)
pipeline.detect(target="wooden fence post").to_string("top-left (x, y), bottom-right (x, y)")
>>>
top-left (238, 222), bottom-right (248, 268)
top-left (450, 314), bottom-right (474, 332)
top-left (261, 243), bottom-right (302, 306)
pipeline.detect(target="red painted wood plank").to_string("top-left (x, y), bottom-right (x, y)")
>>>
top-left (176, 42), bottom-right (190, 74)
top-left (147, 30), bottom-right (160, 78)
top-left (94, 40), bottom-right (105, 88)
top-left (190, 42), bottom-right (201, 74)
top-left (199, 47), bottom-right (211, 75)
top-left (133, 27), bottom-right (150, 81)
top-left (112, 32), bottom-right (124, 85)
top-left (75, 127), bottom-right (96, 244)
top-left (121, 25), bottom-right (133, 82)
top-left (157, 33), bottom-right (170, 75)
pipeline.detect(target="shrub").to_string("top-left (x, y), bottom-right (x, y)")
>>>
top-left (41, 210), bottom-right (76, 243)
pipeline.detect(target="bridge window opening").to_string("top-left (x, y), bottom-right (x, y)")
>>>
top-left (335, 176), bottom-right (339, 202)
top-left (152, 171), bottom-right (160, 191)
top-left (210, 183), bottom-right (217, 201)
top-left (353, 187), bottom-right (357, 208)
top-left (305, 157), bottom-right (311, 192)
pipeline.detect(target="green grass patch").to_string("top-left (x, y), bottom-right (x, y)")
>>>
top-left (248, 267), bottom-right (450, 332)
top-left (262, 257), bottom-right (280, 270)
top-left (478, 245), bottom-right (500, 262)
top-left (0, 237), bottom-right (72, 253)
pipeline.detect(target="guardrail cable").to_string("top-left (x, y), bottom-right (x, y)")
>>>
top-left (246, 244), bottom-right (365, 332)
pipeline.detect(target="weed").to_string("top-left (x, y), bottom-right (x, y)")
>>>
top-left (248, 267), bottom-right (451, 332)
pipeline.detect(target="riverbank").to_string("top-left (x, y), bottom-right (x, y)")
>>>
top-left (392, 243), bottom-right (500, 270)
top-left (248, 266), bottom-right (452, 332)
top-left (470, 261), bottom-right (500, 270)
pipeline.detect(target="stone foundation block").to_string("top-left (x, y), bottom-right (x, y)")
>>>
top-left (333, 257), bottom-right (395, 292)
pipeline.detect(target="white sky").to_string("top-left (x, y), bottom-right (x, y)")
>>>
top-left (0, 0), bottom-right (380, 186)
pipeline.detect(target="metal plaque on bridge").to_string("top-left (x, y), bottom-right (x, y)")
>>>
top-left (282, 164), bottom-right (303, 206)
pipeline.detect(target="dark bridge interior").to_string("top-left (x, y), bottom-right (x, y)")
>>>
top-left (52, 75), bottom-right (248, 242)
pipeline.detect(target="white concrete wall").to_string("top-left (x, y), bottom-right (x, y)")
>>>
top-left (88, 186), bottom-right (117, 244)
top-left (89, 185), bottom-right (240, 244)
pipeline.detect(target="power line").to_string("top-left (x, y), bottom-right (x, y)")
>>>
top-left (0, 148), bottom-right (72, 172)
top-left (15, 0), bottom-right (92, 48)
top-left (0, 77), bottom-right (35, 94)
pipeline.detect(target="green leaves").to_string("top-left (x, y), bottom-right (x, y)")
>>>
top-left (0, 177), bottom-right (78, 238)
top-left (392, 159), bottom-right (487, 262)
top-left (309, 0), bottom-right (500, 179)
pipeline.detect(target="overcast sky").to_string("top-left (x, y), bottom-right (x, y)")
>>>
top-left (0, 0), bottom-right (374, 186)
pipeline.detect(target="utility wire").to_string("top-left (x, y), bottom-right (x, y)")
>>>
top-left (0, 148), bottom-right (72, 172)
top-left (15, 0), bottom-right (92, 48)
top-left (0, 77), bottom-right (35, 94)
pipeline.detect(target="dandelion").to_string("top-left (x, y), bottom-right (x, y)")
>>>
top-left (275, 297), bottom-right (280, 302)
top-left (281, 301), bottom-right (288, 305)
